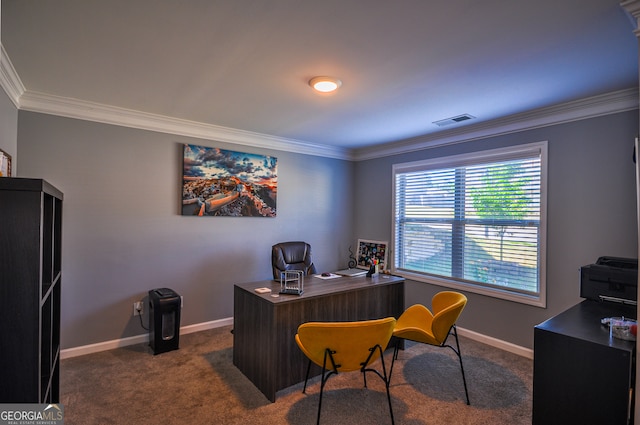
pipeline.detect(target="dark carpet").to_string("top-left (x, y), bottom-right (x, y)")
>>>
top-left (60, 325), bottom-right (532, 424)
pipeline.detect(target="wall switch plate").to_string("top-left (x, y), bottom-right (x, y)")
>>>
top-left (133, 301), bottom-right (143, 316)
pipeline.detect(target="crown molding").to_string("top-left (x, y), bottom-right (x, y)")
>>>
top-left (17, 90), bottom-right (350, 160)
top-left (622, 0), bottom-right (640, 30)
top-left (0, 44), bottom-right (24, 108)
top-left (0, 42), bottom-right (348, 159)
top-left (1, 44), bottom-right (636, 162)
top-left (10, 85), bottom-right (640, 163)
top-left (352, 88), bottom-right (640, 161)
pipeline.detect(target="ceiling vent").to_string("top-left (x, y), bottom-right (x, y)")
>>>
top-left (433, 114), bottom-right (475, 127)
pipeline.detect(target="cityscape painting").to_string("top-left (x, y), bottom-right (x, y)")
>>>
top-left (182, 144), bottom-right (277, 217)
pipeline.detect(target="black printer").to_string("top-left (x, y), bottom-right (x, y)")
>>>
top-left (580, 256), bottom-right (638, 305)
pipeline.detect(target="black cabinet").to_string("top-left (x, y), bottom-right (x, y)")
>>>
top-left (533, 300), bottom-right (635, 425)
top-left (0, 178), bottom-right (63, 403)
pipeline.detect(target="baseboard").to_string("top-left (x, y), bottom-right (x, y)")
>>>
top-left (60, 317), bottom-right (533, 360)
top-left (60, 317), bottom-right (234, 359)
top-left (457, 326), bottom-right (534, 359)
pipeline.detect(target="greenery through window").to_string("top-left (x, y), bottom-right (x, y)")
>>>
top-left (392, 142), bottom-right (547, 306)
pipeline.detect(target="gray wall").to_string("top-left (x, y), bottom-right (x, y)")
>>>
top-left (0, 88), bottom-right (17, 170)
top-left (354, 110), bottom-right (639, 348)
top-left (16, 111), bottom-right (355, 349)
top-left (12, 108), bottom-right (640, 351)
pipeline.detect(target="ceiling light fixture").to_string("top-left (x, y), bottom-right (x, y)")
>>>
top-left (309, 76), bottom-right (342, 93)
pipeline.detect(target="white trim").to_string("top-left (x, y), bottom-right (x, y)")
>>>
top-left (0, 45), bottom-right (634, 161)
top-left (392, 141), bottom-right (548, 308)
top-left (354, 88), bottom-right (639, 161)
top-left (621, 0), bottom-right (640, 32)
top-left (179, 317), bottom-right (234, 334)
top-left (17, 87), bottom-right (636, 162)
top-left (59, 316), bottom-right (532, 360)
top-left (0, 44), bottom-right (24, 108)
top-left (59, 317), bottom-right (233, 359)
top-left (18, 90), bottom-right (350, 160)
top-left (391, 140), bottom-right (547, 172)
top-left (457, 326), bottom-right (533, 360)
top-left (398, 270), bottom-right (546, 307)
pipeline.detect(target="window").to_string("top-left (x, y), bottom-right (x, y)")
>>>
top-left (392, 142), bottom-right (547, 307)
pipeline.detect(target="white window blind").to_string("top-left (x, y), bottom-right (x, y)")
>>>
top-left (392, 142), bottom-right (547, 306)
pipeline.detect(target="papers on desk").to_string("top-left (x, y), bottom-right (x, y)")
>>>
top-left (314, 273), bottom-right (341, 280)
top-left (334, 268), bottom-right (368, 277)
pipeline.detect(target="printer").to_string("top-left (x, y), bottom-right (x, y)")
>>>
top-left (580, 256), bottom-right (638, 305)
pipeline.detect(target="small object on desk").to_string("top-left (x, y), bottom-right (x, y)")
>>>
top-left (334, 268), bottom-right (367, 277)
top-left (315, 273), bottom-right (340, 280)
top-left (601, 316), bottom-right (637, 341)
top-left (280, 270), bottom-right (304, 295)
top-left (347, 245), bottom-right (357, 269)
top-left (254, 287), bottom-right (271, 294)
top-left (366, 260), bottom-right (379, 278)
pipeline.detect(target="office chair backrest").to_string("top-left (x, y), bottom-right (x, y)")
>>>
top-left (295, 317), bottom-right (396, 372)
top-left (431, 291), bottom-right (467, 344)
top-left (272, 241), bottom-right (317, 279)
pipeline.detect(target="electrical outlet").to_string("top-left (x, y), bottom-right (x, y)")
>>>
top-left (133, 301), bottom-right (143, 316)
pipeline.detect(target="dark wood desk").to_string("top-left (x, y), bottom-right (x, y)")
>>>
top-left (233, 274), bottom-right (405, 402)
top-left (533, 300), bottom-right (636, 425)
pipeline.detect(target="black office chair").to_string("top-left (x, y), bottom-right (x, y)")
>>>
top-left (272, 241), bottom-right (317, 280)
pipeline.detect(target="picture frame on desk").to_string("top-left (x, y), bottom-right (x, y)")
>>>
top-left (0, 149), bottom-right (11, 177)
top-left (356, 239), bottom-right (388, 272)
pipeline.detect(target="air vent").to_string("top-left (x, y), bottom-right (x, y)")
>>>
top-left (433, 114), bottom-right (476, 127)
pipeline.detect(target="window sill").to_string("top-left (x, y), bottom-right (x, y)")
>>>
top-left (395, 269), bottom-right (546, 308)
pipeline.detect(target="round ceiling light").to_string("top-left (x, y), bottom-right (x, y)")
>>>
top-left (309, 76), bottom-right (342, 93)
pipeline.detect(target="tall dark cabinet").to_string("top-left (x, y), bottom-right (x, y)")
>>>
top-left (0, 178), bottom-right (63, 403)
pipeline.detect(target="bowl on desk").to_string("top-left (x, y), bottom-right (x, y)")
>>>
top-left (601, 317), bottom-right (637, 341)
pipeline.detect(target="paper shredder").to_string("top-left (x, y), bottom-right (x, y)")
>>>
top-left (148, 288), bottom-right (181, 355)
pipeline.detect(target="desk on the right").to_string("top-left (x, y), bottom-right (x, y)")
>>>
top-left (533, 300), bottom-right (635, 425)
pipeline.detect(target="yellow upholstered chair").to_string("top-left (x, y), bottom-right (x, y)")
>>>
top-left (295, 317), bottom-right (397, 425)
top-left (391, 291), bottom-right (470, 405)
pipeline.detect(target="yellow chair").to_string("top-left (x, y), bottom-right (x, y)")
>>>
top-left (391, 291), bottom-right (470, 405)
top-left (295, 317), bottom-right (397, 425)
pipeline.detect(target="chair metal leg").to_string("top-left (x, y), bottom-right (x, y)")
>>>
top-left (317, 368), bottom-right (327, 425)
top-left (316, 354), bottom-right (328, 425)
top-left (316, 349), bottom-right (339, 425)
top-left (380, 348), bottom-right (395, 425)
top-left (389, 339), bottom-right (401, 380)
top-left (310, 346), bottom-right (396, 425)
top-left (396, 325), bottom-right (470, 405)
top-left (361, 345), bottom-right (395, 425)
top-left (448, 325), bottom-right (470, 405)
top-left (302, 359), bottom-right (312, 394)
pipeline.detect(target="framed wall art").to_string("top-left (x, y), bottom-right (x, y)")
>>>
top-left (356, 239), bottom-right (388, 271)
top-left (182, 144), bottom-right (277, 217)
top-left (0, 149), bottom-right (11, 177)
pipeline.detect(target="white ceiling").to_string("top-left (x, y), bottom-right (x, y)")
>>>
top-left (1, 0), bottom-right (638, 157)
